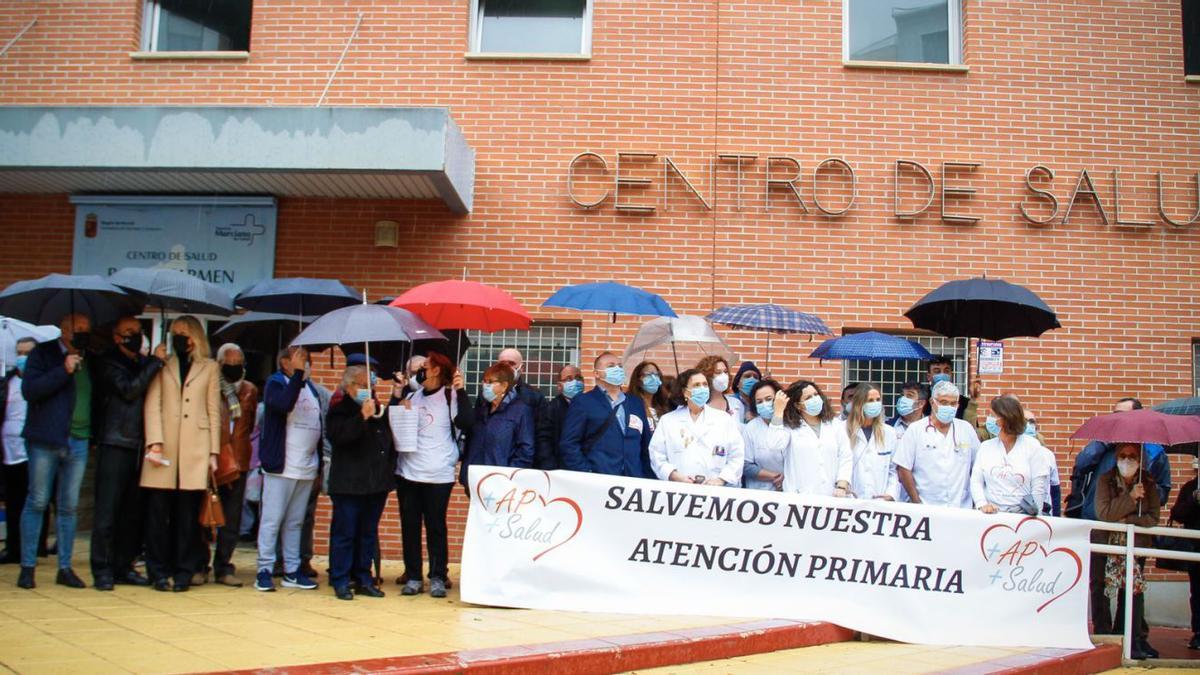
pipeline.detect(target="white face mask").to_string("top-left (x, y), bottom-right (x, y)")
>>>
top-left (407, 376), bottom-right (422, 392)
top-left (1117, 458), bottom-right (1140, 479)
top-left (712, 373), bottom-right (730, 392)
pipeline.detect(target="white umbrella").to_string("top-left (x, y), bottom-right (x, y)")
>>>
top-left (0, 316), bottom-right (60, 371)
top-left (621, 315), bottom-right (737, 375)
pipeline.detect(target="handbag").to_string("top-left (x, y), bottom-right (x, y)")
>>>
top-left (199, 469), bottom-right (226, 533)
top-left (213, 442), bottom-right (240, 487)
top-left (1153, 520), bottom-right (1199, 572)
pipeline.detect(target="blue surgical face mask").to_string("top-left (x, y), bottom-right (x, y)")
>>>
top-left (14, 355), bottom-right (27, 373)
top-left (895, 396), bottom-right (915, 417)
top-left (803, 396), bottom-right (824, 416)
top-left (985, 416), bottom-right (1000, 436)
top-left (353, 389), bottom-right (370, 405)
top-left (931, 373), bottom-right (951, 386)
top-left (482, 383), bottom-right (498, 403)
top-left (863, 401), bottom-right (883, 419)
top-left (563, 379), bottom-right (584, 399)
top-left (755, 400), bottom-right (774, 420)
top-left (689, 386), bottom-right (710, 407)
top-left (603, 365), bottom-right (625, 387)
top-left (641, 374), bottom-right (661, 394)
top-left (1024, 422), bottom-right (1038, 437)
top-left (740, 377), bottom-right (758, 396)
top-left (935, 403), bottom-right (956, 424)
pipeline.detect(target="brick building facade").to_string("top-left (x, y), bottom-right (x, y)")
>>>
top-left (1, 1), bottom-right (1198, 563)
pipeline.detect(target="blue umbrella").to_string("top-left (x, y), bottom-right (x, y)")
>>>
top-left (808, 331), bottom-right (934, 362)
top-left (234, 277), bottom-right (360, 317)
top-left (1154, 397), bottom-right (1200, 417)
top-left (706, 303), bottom-right (832, 373)
top-left (0, 273), bottom-right (140, 326)
top-left (109, 267), bottom-right (234, 316)
top-left (542, 282), bottom-right (677, 321)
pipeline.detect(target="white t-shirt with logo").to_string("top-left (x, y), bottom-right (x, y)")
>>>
top-left (3, 376), bottom-right (27, 465)
top-left (282, 384), bottom-right (321, 480)
top-left (970, 435), bottom-right (1049, 511)
top-left (397, 386), bottom-right (459, 484)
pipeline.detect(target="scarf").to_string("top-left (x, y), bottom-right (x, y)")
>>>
top-left (220, 376), bottom-right (242, 420)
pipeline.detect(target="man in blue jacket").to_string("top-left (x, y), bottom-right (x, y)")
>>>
top-left (255, 346), bottom-right (323, 593)
top-left (559, 352), bottom-right (653, 478)
top-left (1066, 396), bottom-right (1170, 638)
top-left (18, 313), bottom-right (93, 590)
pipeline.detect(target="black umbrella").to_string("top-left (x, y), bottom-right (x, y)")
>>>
top-left (213, 311), bottom-right (316, 355)
top-left (234, 278), bottom-right (360, 317)
top-left (0, 273), bottom-right (141, 326)
top-left (109, 267), bottom-right (235, 316)
top-left (904, 277), bottom-right (1061, 341)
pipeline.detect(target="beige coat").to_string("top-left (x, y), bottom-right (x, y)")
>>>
top-left (141, 356), bottom-right (221, 491)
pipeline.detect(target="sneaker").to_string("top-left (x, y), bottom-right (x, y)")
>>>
top-left (255, 569), bottom-right (275, 592)
top-left (430, 578), bottom-right (446, 598)
top-left (401, 579), bottom-right (423, 596)
top-left (282, 572), bottom-right (318, 590)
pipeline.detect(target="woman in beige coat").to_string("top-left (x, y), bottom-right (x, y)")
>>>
top-left (141, 316), bottom-right (220, 592)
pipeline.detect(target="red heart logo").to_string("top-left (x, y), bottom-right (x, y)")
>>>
top-left (989, 464), bottom-right (1026, 486)
top-left (980, 517), bottom-right (1083, 613)
top-left (474, 469), bottom-right (583, 561)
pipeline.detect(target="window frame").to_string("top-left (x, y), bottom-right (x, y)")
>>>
top-left (467, 0), bottom-right (593, 58)
top-left (842, 0), bottom-right (963, 67)
top-left (139, 0), bottom-right (252, 54)
top-left (1193, 340), bottom-right (1200, 396)
top-left (840, 330), bottom-right (969, 418)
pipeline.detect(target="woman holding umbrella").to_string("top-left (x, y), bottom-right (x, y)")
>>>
top-left (1095, 442), bottom-right (1161, 660)
top-left (141, 316), bottom-right (220, 592)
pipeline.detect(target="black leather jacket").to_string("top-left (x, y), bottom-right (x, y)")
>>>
top-left (95, 348), bottom-right (164, 450)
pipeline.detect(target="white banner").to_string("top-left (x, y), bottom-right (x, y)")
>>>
top-left (461, 467), bottom-right (1093, 650)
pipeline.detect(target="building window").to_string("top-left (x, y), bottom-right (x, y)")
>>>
top-left (141, 0), bottom-right (252, 52)
top-left (843, 333), bottom-right (969, 417)
top-left (844, 0), bottom-right (962, 65)
top-left (1186, 0), bottom-right (1200, 75)
top-left (462, 323), bottom-right (582, 398)
top-left (470, 0), bottom-right (591, 55)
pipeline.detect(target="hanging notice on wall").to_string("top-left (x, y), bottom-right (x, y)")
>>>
top-left (978, 341), bottom-right (1004, 375)
top-left (70, 195), bottom-right (277, 293)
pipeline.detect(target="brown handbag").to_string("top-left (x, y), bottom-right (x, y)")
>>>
top-left (199, 469), bottom-right (226, 532)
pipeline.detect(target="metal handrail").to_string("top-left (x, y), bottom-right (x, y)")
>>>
top-left (1087, 519), bottom-right (1200, 662)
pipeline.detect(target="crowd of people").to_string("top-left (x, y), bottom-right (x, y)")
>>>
top-left (0, 313), bottom-right (1195, 659)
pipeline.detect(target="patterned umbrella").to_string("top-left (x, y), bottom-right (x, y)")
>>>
top-left (706, 303), bottom-right (832, 373)
top-left (1154, 397), bottom-right (1200, 417)
top-left (808, 331), bottom-right (934, 362)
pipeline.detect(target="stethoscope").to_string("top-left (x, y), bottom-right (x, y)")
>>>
top-left (924, 419), bottom-right (961, 452)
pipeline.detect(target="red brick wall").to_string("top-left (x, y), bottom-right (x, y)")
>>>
top-left (1, 1), bottom-right (1199, 567)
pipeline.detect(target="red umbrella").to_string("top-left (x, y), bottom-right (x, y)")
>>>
top-left (390, 280), bottom-right (531, 332)
top-left (1070, 408), bottom-right (1200, 446)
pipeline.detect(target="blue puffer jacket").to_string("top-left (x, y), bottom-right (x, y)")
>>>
top-left (460, 390), bottom-right (534, 486)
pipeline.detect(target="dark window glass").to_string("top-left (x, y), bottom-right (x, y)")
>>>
top-left (1185, 0), bottom-right (1200, 75)
top-left (479, 0), bottom-right (587, 54)
top-left (155, 0), bottom-right (252, 52)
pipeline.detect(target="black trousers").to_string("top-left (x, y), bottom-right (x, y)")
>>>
top-left (3, 461), bottom-right (28, 558)
top-left (211, 472), bottom-right (247, 577)
top-left (396, 476), bottom-right (453, 582)
top-left (90, 444), bottom-right (145, 580)
top-left (144, 488), bottom-right (204, 584)
top-left (1090, 552), bottom-right (1113, 633)
top-left (329, 492), bottom-right (388, 589)
top-left (1189, 566), bottom-right (1200, 635)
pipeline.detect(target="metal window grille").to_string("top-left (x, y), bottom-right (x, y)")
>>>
top-left (842, 334), bottom-right (969, 417)
top-left (461, 323), bottom-right (581, 398)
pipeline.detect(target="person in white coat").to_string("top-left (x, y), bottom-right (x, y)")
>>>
top-left (971, 395), bottom-right (1049, 514)
top-left (771, 380), bottom-right (851, 497)
top-left (740, 379), bottom-right (786, 490)
top-left (893, 380), bottom-right (980, 508)
top-left (844, 384), bottom-right (899, 500)
top-left (649, 369), bottom-right (744, 486)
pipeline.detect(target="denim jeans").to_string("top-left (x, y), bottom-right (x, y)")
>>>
top-left (21, 438), bottom-right (88, 569)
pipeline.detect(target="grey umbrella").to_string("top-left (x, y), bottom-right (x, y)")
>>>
top-left (0, 273), bottom-right (140, 326)
top-left (109, 267), bottom-right (235, 316)
top-left (290, 303), bottom-right (445, 350)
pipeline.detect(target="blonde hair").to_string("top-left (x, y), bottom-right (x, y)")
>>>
top-left (170, 315), bottom-right (210, 362)
top-left (847, 383), bottom-right (885, 448)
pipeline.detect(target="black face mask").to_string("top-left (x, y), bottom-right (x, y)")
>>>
top-left (416, 368), bottom-right (428, 384)
top-left (171, 334), bottom-right (191, 357)
top-left (221, 364), bottom-right (245, 383)
top-left (119, 333), bottom-right (141, 353)
top-left (70, 332), bottom-right (90, 351)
